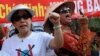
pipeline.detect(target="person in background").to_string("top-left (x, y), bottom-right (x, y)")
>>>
top-left (0, 24), bottom-right (5, 50)
top-left (1, 4), bottom-right (63, 56)
top-left (32, 21), bottom-right (44, 31)
top-left (91, 32), bottom-right (100, 56)
top-left (7, 24), bottom-right (15, 37)
top-left (44, 1), bottom-right (96, 56)
top-left (88, 17), bottom-right (100, 56)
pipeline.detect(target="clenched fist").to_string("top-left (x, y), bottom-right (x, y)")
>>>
top-left (48, 12), bottom-right (60, 25)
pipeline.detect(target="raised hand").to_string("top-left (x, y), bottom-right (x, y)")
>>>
top-left (48, 12), bottom-right (60, 25)
top-left (78, 9), bottom-right (88, 25)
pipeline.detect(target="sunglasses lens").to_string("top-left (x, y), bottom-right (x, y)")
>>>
top-left (22, 14), bottom-right (30, 19)
top-left (12, 14), bottom-right (30, 22)
top-left (12, 15), bottom-right (21, 21)
top-left (59, 7), bottom-right (71, 13)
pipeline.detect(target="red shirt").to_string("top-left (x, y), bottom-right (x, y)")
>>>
top-left (62, 26), bottom-right (95, 56)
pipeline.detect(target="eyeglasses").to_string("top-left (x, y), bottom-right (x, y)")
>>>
top-left (11, 14), bottom-right (31, 22)
top-left (58, 7), bottom-right (71, 14)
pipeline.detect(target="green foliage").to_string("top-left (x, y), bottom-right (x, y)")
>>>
top-left (88, 17), bottom-right (100, 33)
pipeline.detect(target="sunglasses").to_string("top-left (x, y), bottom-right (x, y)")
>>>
top-left (58, 7), bottom-right (71, 14)
top-left (11, 14), bottom-right (32, 22)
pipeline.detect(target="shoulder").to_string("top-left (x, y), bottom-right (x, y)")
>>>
top-left (3, 34), bottom-right (17, 44)
top-left (32, 31), bottom-right (51, 36)
top-left (32, 31), bottom-right (53, 38)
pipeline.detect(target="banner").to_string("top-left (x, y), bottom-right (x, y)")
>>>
top-left (0, 0), bottom-right (100, 23)
top-left (74, 0), bottom-right (100, 18)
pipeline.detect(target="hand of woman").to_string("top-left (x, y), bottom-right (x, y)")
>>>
top-left (78, 15), bottom-right (88, 25)
top-left (48, 12), bottom-right (60, 25)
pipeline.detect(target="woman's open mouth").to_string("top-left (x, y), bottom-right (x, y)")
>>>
top-left (65, 15), bottom-right (72, 20)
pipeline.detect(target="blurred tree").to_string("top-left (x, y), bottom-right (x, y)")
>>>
top-left (88, 17), bottom-right (100, 33)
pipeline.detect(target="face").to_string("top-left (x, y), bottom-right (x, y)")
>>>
top-left (95, 36), bottom-right (100, 46)
top-left (12, 10), bottom-right (32, 33)
top-left (56, 6), bottom-right (73, 25)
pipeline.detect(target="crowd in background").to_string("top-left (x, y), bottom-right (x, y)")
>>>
top-left (0, 1), bottom-right (100, 56)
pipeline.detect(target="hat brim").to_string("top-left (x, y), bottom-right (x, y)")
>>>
top-left (44, 1), bottom-right (75, 33)
top-left (54, 2), bottom-right (75, 13)
top-left (45, 1), bottom-right (75, 21)
top-left (7, 9), bottom-right (34, 22)
top-left (6, 4), bottom-right (34, 22)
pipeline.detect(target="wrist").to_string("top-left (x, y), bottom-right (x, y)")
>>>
top-left (53, 24), bottom-right (62, 30)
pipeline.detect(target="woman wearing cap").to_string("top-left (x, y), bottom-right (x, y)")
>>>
top-left (1, 4), bottom-right (63, 56)
top-left (44, 1), bottom-right (95, 56)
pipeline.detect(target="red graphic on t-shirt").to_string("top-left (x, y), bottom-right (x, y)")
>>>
top-left (16, 44), bottom-right (35, 56)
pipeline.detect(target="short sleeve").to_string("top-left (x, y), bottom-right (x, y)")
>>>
top-left (42, 32), bottom-right (53, 49)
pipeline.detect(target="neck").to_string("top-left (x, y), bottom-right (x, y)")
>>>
top-left (18, 30), bottom-right (32, 38)
top-left (61, 25), bottom-right (71, 32)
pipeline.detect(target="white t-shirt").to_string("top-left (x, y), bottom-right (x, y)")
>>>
top-left (2, 32), bottom-right (53, 56)
top-left (0, 51), bottom-right (10, 56)
top-left (46, 49), bottom-right (57, 56)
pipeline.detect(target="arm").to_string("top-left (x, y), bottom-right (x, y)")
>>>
top-left (48, 12), bottom-right (63, 49)
top-left (49, 24), bottom-right (63, 49)
top-left (78, 16), bottom-right (96, 56)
